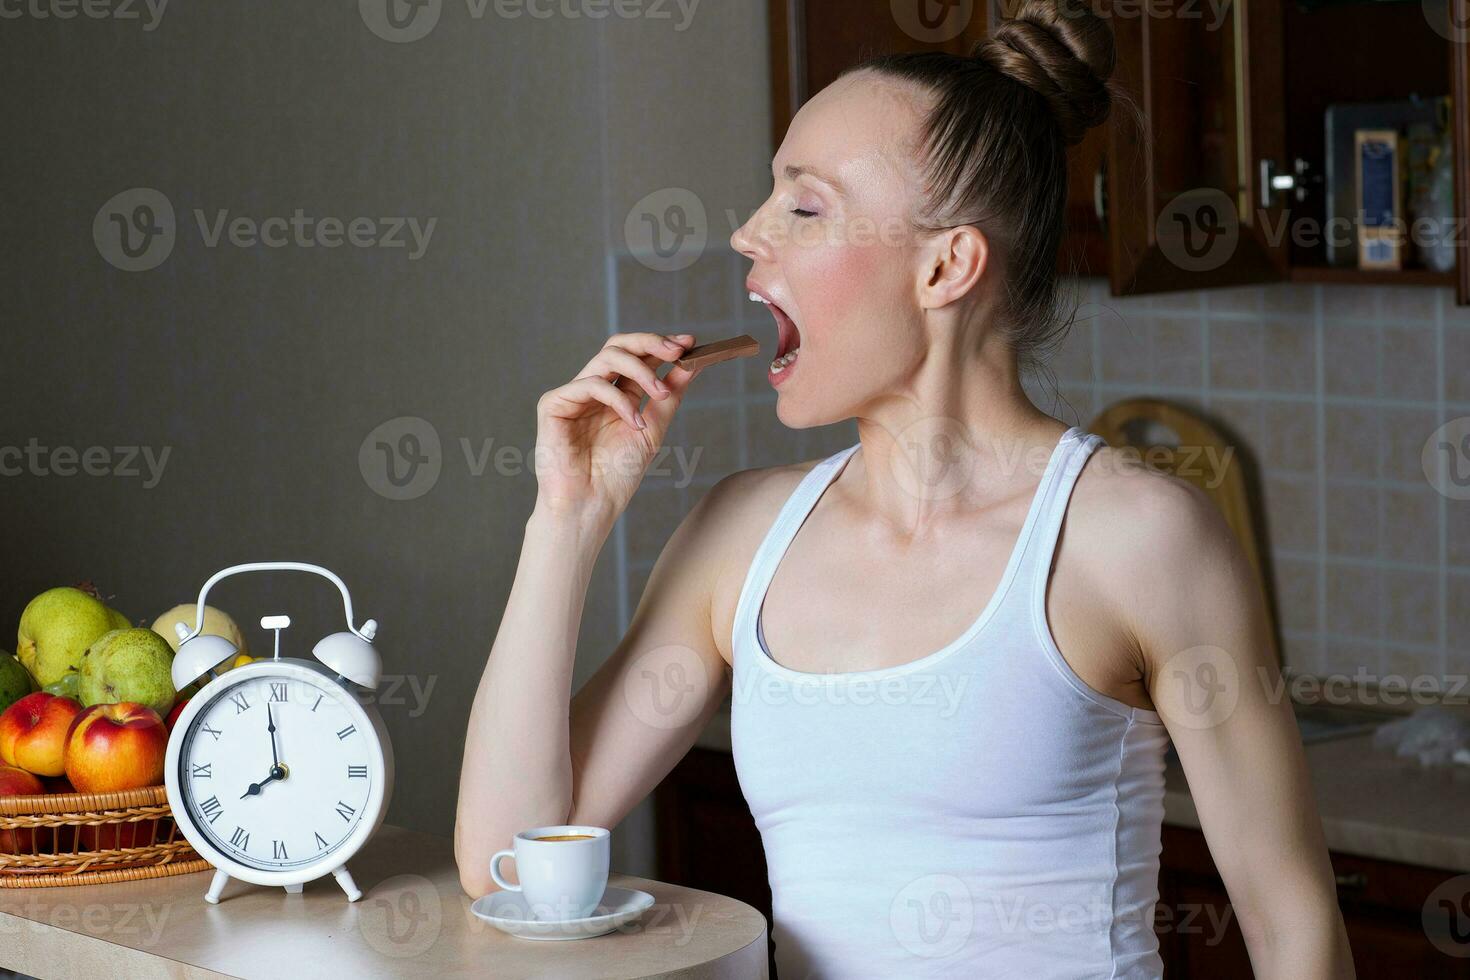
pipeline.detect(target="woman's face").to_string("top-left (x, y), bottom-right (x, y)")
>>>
top-left (731, 72), bottom-right (944, 429)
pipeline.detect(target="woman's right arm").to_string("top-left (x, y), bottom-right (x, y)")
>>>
top-left (453, 330), bottom-right (735, 897)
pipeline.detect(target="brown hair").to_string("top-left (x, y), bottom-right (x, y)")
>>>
top-left (845, 0), bottom-right (1122, 371)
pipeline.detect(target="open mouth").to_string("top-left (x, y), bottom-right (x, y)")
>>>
top-left (747, 288), bottom-right (801, 376)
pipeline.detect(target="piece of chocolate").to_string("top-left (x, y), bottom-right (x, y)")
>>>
top-left (675, 334), bottom-right (761, 371)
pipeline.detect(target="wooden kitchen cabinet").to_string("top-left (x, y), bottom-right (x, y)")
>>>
top-left (656, 747), bottom-right (1470, 977)
top-left (767, 0), bottom-right (1470, 303)
top-left (1159, 824), bottom-right (1470, 978)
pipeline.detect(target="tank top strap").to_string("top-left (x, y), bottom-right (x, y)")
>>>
top-left (1010, 428), bottom-right (1106, 595)
top-left (731, 444), bottom-right (861, 654)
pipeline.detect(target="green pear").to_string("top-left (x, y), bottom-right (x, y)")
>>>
top-left (17, 587), bottom-right (117, 688)
top-left (150, 603), bottom-right (246, 655)
top-left (0, 650), bottom-right (36, 715)
top-left (107, 607), bottom-right (132, 631)
top-left (78, 628), bottom-right (177, 716)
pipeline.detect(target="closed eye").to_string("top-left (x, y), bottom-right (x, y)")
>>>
top-left (791, 208), bottom-right (817, 218)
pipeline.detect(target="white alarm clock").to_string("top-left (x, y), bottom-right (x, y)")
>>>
top-left (163, 562), bottom-right (394, 905)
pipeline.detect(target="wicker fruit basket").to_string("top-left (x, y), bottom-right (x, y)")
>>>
top-left (0, 785), bottom-right (210, 887)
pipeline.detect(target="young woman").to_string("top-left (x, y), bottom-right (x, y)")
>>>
top-left (456, 1), bottom-right (1353, 975)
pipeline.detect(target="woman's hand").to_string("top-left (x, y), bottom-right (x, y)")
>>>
top-left (533, 331), bottom-right (700, 527)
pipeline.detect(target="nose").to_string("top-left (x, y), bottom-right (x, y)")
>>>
top-left (731, 203), bottom-right (771, 263)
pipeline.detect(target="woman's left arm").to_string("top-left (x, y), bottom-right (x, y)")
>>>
top-left (1123, 474), bottom-right (1353, 979)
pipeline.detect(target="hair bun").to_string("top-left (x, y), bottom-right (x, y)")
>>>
top-left (975, 0), bottom-right (1115, 145)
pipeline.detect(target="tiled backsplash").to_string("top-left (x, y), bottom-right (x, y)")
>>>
top-left (610, 246), bottom-right (1470, 692)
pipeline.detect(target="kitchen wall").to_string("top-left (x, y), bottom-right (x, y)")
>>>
top-left (0, 2), bottom-right (771, 880)
top-left (1042, 281), bottom-right (1470, 687)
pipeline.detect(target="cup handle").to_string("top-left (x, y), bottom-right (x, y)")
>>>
top-left (489, 849), bottom-right (520, 892)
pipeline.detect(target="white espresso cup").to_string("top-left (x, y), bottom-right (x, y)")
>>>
top-left (490, 825), bottom-right (611, 921)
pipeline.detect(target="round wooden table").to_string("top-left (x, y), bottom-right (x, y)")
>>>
top-left (0, 824), bottom-right (770, 979)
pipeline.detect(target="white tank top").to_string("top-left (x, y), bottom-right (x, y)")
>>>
top-left (729, 426), bottom-right (1168, 979)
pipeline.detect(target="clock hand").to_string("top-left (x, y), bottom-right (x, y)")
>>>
top-left (267, 704), bottom-right (280, 768)
top-left (239, 764), bottom-right (289, 799)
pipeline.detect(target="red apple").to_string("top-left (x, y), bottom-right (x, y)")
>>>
top-left (165, 697), bottom-right (190, 731)
top-left (0, 765), bottom-right (45, 853)
top-left (64, 703), bottom-right (167, 794)
top-left (0, 692), bottom-right (83, 777)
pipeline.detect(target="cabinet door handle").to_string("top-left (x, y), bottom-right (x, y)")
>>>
top-left (1093, 160), bottom-right (1108, 226)
top-left (1334, 871), bottom-right (1368, 892)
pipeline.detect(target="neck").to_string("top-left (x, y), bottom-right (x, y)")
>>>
top-left (847, 331), bottom-right (1069, 533)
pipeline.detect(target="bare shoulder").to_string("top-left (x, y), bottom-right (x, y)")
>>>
top-left (669, 457), bottom-right (828, 645)
top-left (680, 458), bottom-right (821, 566)
top-left (1064, 444), bottom-right (1261, 653)
top-left (1066, 445), bottom-right (1234, 561)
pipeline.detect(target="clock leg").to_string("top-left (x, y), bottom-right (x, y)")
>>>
top-left (332, 865), bottom-right (362, 903)
top-left (205, 869), bottom-right (231, 905)
top-left (283, 883), bottom-right (304, 894)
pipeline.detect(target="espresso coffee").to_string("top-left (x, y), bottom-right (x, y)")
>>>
top-left (533, 834), bottom-right (594, 842)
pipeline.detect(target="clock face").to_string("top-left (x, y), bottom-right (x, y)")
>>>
top-left (176, 665), bottom-right (380, 873)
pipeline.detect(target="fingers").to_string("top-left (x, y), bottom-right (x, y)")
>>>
top-left (538, 376), bottom-right (647, 431)
top-left (581, 346), bottom-right (669, 403)
top-left (641, 359), bottom-right (702, 434)
top-left (585, 333), bottom-right (695, 396)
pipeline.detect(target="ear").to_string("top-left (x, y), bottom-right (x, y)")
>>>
top-left (919, 225), bottom-right (988, 310)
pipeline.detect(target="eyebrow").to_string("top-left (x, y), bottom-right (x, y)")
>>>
top-left (780, 164), bottom-right (847, 197)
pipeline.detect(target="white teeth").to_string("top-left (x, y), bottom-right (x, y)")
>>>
top-left (749, 291), bottom-right (770, 304)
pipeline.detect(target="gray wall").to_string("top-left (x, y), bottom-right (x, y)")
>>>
top-left (0, 0), bottom-right (772, 877)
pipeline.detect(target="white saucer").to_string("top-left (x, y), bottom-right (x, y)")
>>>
top-left (470, 885), bottom-right (656, 941)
